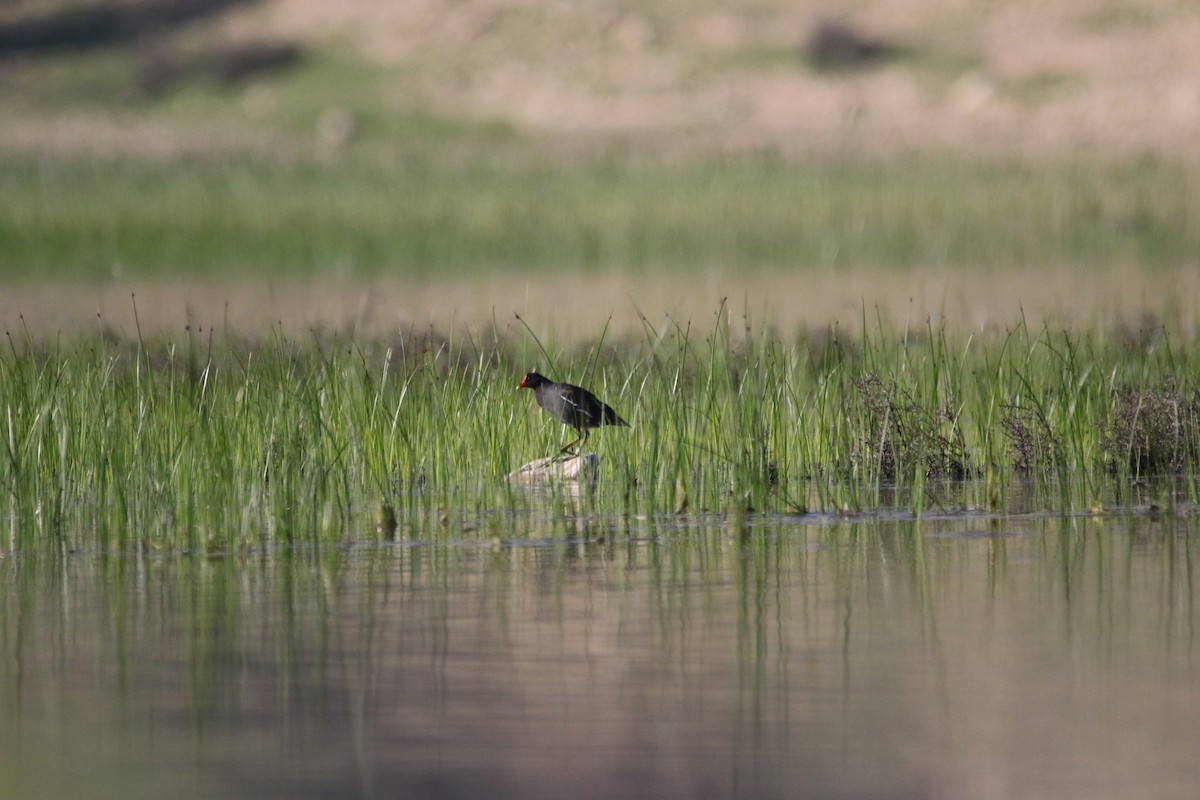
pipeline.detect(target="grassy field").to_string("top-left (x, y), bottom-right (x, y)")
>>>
top-left (3, 314), bottom-right (1197, 549)
top-left (3, 150), bottom-right (1198, 281)
top-left (2, 1), bottom-right (1198, 292)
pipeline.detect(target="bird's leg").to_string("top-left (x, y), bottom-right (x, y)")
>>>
top-left (559, 432), bottom-right (582, 456)
top-left (556, 424), bottom-right (590, 455)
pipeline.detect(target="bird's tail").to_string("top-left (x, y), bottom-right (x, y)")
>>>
top-left (604, 406), bottom-right (629, 427)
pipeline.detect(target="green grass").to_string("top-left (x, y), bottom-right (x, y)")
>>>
top-left (2, 314), bottom-right (1198, 551)
top-left (2, 150), bottom-right (1197, 279)
top-left (3, 10), bottom-right (1198, 282)
top-left (3, 40), bottom-right (1197, 281)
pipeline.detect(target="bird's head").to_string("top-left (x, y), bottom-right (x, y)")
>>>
top-left (517, 371), bottom-right (549, 390)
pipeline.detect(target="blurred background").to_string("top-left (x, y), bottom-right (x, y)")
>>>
top-left (2, 0), bottom-right (1198, 339)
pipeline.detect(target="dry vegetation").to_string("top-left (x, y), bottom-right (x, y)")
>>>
top-left (230, 0), bottom-right (1200, 163)
top-left (2, 266), bottom-right (1197, 343)
top-left (4, 0), bottom-right (1198, 162)
top-left (1, 0), bottom-right (1198, 338)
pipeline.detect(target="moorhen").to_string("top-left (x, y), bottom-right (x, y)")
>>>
top-left (518, 371), bottom-right (628, 453)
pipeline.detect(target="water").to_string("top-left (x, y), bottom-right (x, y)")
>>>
top-left (2, 504), bottom-right (1199, 799)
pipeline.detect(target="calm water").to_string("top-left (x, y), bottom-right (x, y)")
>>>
top-left (2, 503), bottom-right (1199, 799)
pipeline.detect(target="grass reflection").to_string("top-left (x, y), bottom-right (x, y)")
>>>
top-left (1, 512), bottom-right (1198, 798)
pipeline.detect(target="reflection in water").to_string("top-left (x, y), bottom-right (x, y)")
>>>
top-left (1, 510), bottom-right (1198, 799)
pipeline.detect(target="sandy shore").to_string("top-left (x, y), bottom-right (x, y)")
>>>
top-left (3, 264), bottom-right (1194, 342)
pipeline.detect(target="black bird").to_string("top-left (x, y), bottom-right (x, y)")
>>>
top-left (518, 371), bottom-right (628, 453)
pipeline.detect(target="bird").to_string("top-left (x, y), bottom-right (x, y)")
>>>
top-left (518, 371), bottom-right (628, 454)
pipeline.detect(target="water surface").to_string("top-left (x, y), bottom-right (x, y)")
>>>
top-left (1, 505), bottom-right (1198, 799)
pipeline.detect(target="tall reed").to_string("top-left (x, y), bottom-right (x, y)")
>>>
top-left (2, 315), bottom-right (1197, 550)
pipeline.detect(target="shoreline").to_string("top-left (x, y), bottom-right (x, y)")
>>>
top-left (2, 265), bottom-right (1195, 342)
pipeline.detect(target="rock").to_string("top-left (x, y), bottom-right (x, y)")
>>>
top-left (506, 453), bottom-right (600, 486)
top-left (805, 20), bottom-right (894, 70)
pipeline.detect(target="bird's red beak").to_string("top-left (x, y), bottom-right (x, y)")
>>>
top-left (517, 375), bottom-right (528, 389)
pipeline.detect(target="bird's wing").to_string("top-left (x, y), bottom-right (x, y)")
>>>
top-left (555, 385), bottom-right (598, 423)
